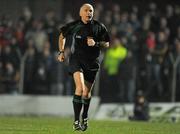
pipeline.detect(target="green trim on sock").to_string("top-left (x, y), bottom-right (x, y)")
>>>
top-left (82, 98), bottom-right (91, 105)
top-left (73, 95), bottom-right (82, 103)
top-left (73, 98), bottom-right (82, 103)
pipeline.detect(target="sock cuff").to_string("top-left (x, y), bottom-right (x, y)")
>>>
top-left (82, 97), bottom-right (91, 104)
top-left (73, 95), bottom-right (82, 103)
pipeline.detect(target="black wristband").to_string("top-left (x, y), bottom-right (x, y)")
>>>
top-left (58, 51), bottom-right (64, 55)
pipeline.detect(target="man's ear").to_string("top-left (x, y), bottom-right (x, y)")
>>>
top-left (79, 8), bottom-right (82, 17)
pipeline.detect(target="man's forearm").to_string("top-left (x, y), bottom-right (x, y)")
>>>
top-left (59, 33), bottom-right (66, 52)
top-left (96, 41), bottom-right (109, 48)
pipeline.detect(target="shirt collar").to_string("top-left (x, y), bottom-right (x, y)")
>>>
top-left (80, 19), bottom-right (93, 25)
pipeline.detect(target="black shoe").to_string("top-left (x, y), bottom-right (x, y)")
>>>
top-left (73, 120), bottom-right (82, 131)
top-left (81, 118), bottom-right (88, 131)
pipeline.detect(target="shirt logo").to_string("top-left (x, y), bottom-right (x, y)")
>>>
top-left (75, 35), bottom-right (82, 39)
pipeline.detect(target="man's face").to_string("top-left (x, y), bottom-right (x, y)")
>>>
top-left (80, 4), bottom-right (94, 23)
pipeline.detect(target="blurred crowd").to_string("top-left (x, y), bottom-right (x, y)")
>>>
top-left (0, 1), bottom-right (180, 102)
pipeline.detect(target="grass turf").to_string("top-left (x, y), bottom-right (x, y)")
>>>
top-left (0, 116), bottom-right (180, 134)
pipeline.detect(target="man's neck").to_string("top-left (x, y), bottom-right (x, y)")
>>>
top-left (81, 19), bottom-right (92, 24)
top-left (81, 19), bottom-right (88, 24)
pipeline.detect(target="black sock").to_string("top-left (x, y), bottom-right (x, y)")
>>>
top-left (73, 95), bottom-right (82, 122)
top-left (82, 97), bottom-right (91, 119)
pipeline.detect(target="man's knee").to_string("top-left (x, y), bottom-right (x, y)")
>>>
top-left (75, 89), bottom-right (82, 95)
top-left (75, 84), bottom-right (85, 95)
top-left (82, 91), bottom-right (91, 98)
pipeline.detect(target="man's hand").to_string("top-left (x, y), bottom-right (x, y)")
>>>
top-left (87, 37), bottom-right (95, 46)
top-left (58, 52), bottom-right (65, 62)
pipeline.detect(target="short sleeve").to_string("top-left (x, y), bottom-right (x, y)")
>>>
top-left (59, 21), bottom-right (77, 37)
top-left (59, 23), bottom-right (70, 37)
top-left (99, 23), bottom-right (110, 42)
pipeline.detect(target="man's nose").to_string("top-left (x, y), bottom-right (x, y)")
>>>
top-left (87, 11), bottom-right (91, 14)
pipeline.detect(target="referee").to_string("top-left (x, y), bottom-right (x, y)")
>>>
top-left (58, 3), bottom-right (110, 131)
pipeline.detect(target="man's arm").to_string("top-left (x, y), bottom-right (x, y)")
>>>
top-left (58, 33), bottom-right (66, 62)
top-left (87, 37), bottom-right (109, 48)
top-left (98, 22), bottom-right (110, 48)
top-left (59, 33), bottom-right (66, 52)
top-left (96, 41), bottom-right (109, 48)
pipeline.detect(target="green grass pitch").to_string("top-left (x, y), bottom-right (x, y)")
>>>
top-left (0, 116), bottom-right (180, 134)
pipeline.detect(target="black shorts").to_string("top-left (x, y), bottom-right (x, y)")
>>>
top-left (68, 56), bottom-right (100, 83)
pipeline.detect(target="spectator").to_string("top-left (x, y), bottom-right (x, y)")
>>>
top-left (149, 31), bottom-right (168, 99)
top-left (163, 39), bottom-right (180, 101)
top-left (0, 45), bottom-right (4, 93)
top-left (33, 20), bottom-right (48, 53)
top-left (34, 40), bottom-right (53, 94)
top-left (129, 90), bottom-right (150, 121)
top-left (118, 36), bottom-right (137, 102)
top-left (100, 38), bottom-right (127, 102)
top-left (23, 39), bottom-right (37, 94)
top-left (3, 62), bottom-right (19, 94)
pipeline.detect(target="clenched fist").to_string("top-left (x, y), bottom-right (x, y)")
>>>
top-left (87, 37), bottom-right (95, 46)
top-left (58, 52), bottom-right (65, 62)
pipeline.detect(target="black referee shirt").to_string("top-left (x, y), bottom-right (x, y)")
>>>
top-left (60, 20), bottom-right (110, 61)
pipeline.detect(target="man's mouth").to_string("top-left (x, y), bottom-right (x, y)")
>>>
top-left (87, 16), bottom-right (92, 19)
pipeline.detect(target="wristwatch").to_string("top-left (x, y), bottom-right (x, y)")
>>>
top-left (58, 51), bottom-right (64, 55)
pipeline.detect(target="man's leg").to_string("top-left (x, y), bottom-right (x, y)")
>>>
top-left (81, 80), bottom-right (94, 131)
top-left (72, 71), bottom-right (85, 130)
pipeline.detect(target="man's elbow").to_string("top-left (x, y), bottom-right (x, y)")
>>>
top-left (104, 42), bottom-right (109, 48)
top-left (59, 33), bottom-right (64, 39)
